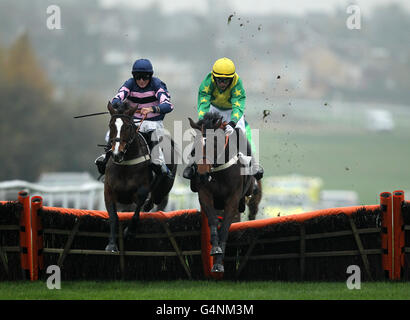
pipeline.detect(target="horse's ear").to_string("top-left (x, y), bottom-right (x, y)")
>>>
top-left (188, 117), bottom-right (200, 130)
top-left (107, 101), bottom-right (116, 115)
top-left (125, 104), bottom-right (139, 117)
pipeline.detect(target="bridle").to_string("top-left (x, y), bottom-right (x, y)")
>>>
top-left (110, 112), bottom-right (150, 165)
top-left (196, 122), bottom-right (234, 175)
top-left (110, 113), bottom-right (137, 153)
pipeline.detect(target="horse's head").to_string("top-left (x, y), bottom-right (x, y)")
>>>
top-left (188, 112), bottom-right (227, 175)
top-left (107, 101), bottom-right (139, 163)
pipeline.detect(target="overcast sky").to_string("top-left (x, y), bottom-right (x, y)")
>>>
top-left (100, 0), bottom-right (410, 16)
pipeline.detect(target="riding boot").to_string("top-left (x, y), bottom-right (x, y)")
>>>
top-left (95, 151), bottom-right (111, 175)
top-left (244, 139), bottom-right (264, 181)
top-left (184, 163), bottom-right (198, 192)
top-left (148, 133), bottom-right (174, 179)
top-left (152, 162), bottom-right (174, 179)
top-left (252, 161), bottom-right (264, 181)
top-left (190, 177), bottom-right (198, 193)
top-left (150, 143), bottom-right (174, 179)
top-left (182, 164), bottom-right (196, 179)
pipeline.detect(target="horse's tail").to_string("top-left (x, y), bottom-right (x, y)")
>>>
top-left (247, 179), bottom-right (262, 220)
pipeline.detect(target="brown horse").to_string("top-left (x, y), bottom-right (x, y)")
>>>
top-left (104, 101), bottom-right (177, 252)
top-left (188, 112), bottom-right (262, 272)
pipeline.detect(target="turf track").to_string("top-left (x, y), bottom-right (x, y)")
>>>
top-left (1, 280), bottom-right (409, 300)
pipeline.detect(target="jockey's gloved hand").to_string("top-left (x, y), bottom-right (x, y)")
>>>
top-left (225, 122), bottom-right (235, 136)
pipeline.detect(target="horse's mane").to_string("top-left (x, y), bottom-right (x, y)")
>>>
top-left (115, 102), bottom-right (130, 114)
top-left (197, 112), bottom-right (223, 129)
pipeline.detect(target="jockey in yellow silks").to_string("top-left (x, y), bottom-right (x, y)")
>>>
top-left (182, 57), bottom-right (264, 181)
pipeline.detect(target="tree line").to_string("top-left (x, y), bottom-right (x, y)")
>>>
top-left (0, 33), bottom-right (106, 182)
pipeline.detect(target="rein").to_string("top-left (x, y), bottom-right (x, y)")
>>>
top-left (135, 114), bottom-right (148, 132)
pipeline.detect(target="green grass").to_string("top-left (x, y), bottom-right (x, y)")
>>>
top-left (1, 280), bottom-right (410, 300)
top-left (258, 125), bottom-right (410, 205)
top-left (3, 106), bottom-right (409, 301)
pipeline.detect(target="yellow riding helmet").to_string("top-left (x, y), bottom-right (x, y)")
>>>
top-left (212, 57), bottom-right (236, 78)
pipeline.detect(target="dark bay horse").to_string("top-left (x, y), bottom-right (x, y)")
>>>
top-left (188, 112), bottom-right (262, 272)
top-left (104, 101), bottom-right (177, 252)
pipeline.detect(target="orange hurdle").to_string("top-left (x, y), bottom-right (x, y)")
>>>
top-left (17, 191), bottom-right (30, 279)
top-left (30, 196), bottom-right (43, 281)
top-left (9, 189), bottom-right (406, 281)
top-left (380, 192), bottom-right (393, 279)
top-left (392, 190), bottom-right (405, 280)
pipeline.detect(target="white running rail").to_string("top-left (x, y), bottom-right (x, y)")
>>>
top-left (0, 179), bottom-right (105, 210)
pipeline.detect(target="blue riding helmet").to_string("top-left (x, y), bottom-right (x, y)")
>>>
top-left (132, 59), bottom-right (153, 74)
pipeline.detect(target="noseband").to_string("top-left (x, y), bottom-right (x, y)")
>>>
top-left (110, 114), bottom-right (137, 153)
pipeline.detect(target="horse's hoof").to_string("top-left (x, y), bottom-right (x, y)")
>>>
top-left (211, 263), bottom-right (224, 273)
top-left (143, 203), bottom-right (154, 212)
top-left (124, 227), bottom-right (136, 239)
top-left (105, 243), bottom-right (118, 253)
top-left (210, 246), bottom-right (223, 256)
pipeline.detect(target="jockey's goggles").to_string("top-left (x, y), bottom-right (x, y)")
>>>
top-left (214, 76), bottom-right (232, 84)
top-left (133, 72), bottom-right (152, 81)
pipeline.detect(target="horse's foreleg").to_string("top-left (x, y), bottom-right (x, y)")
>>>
top-left (105, 201), bottom-right (119, 252)
top-left (199, 190), bottom-right (221, 256)
top-left (143, 196), bottom-right (154, 212)
top-left (155, 194), bottom-right (169, 211)
top-left (124, 185), bottom-right (149, 239)
top-left (218, 209), bottom-right (236, 256)
top-left (209, 224), bottom-right (222, 256)
top-left (212, 199), bottom-right (239, 273)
